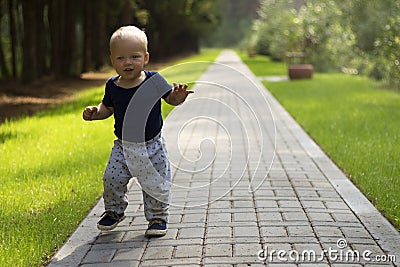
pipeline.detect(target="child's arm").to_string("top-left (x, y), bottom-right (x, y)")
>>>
top-left (83, 103), bottom-right (114, 121)
top-left (164, 83), bottom-right (193, 106)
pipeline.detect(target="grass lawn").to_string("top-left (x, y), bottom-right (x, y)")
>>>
top-left (238, 51), bottom-right (400, 230)
top-left (239, 51), bottom-right (287, 76)
top-left (0, 48), bottom-right (221, 267)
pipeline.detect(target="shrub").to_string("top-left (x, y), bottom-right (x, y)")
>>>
top-left (251, 0), bottom-right (399, 89)
top-left (371, 3), bottom-right (400, 89)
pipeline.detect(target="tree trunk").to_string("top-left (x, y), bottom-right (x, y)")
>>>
top-left (21, 0), bottom-right (48, 82)
top-left (21, 0), bottom-right (38, 82)
top-left (0, 0), bottom-right (10, 78)
top-left (93, 0), bottom-right (106, 70)
top-left (82, 0), bottom-right (92, 73)
top-left (8, 0), bottom-right (17, 78)
top-left (120, 0), bottom-right (134, 25)
top-left (64, 0), bottom-right (77, 76)
top-left (83, 0), bottom-right (106, 72)
top-left (35, 0), bottom-right (47, 78)
top-left (48, 0), bottom-right (58, 77)
top-left (48, 0), bottom-right (78, 78)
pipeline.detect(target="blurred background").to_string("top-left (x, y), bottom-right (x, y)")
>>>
top-left (0, 0), bottom-right (398, 87)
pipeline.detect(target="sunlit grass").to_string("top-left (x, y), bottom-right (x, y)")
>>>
top-left (265, 74), bottom-right (400, 230)
top-left (0, 88), bottom-right (112, 266)
top-left (160, 48), bottom-right (222, 118)
top-left (237, 50), bottom-right (287, 76)
top-left (0, 48), bottom-right (220, 266)
top-left (239, 52), bottom-right (399, 229)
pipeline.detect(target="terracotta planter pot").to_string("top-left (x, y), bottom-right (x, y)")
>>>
top-left (288, 64), bottom-right (313, 79)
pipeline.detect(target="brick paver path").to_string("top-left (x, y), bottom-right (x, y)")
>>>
top-left (49, 50), bottom-right (399, 266)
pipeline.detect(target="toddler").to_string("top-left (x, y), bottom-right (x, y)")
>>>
top-left (83, 25), bottom-right (192, 237)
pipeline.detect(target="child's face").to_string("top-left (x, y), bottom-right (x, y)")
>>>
top-left (110, 37), bottom-right (149, 82)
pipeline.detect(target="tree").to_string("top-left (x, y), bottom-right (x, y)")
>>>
top-left (1, 0), bottom-right (220, 83)
top-left (296, 0), bottom-right (357, 71)
top-left (346, 0), bottom-right (393, 52)
top-left (0, 0), bottom-right (10, 78)
top-left (143, 0), bottom-right (219, 59)
top-left (252, 0), bottom-right (359, 71)
top-left (21, 0), bottom-right (46, 82)
top-left (82, 0), bottom-right (94, 73)
top-left (251, 0), bottom-right (299, 59)
top-left (7, 0), bottom-right (17, 78)
top-left (48, 0), bottom-right (80, 78)
top-left (205, 0), bottom-right (260, 47)
top-left (251, 0), bottom-right (399, 87)
top-left (372, 1), bottom-right (400, 88)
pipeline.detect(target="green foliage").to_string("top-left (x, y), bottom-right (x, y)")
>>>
top-left (252, 0), bottom-right (358, 71)
top-left (297, 1), bottom-right (358, 71)
top-left (144, 0), bottom-right (220, 59)
top-left (204, 0), bottom-right (260, 47)
top-left (371, 1), bottom-right (400, 89)
top-left (347, 0), bottom-right (393, 52)
top-left (186, 0), bottom-right (221, 38)
top-left (251, 0), bottom-right (399, 87)
top-left (250, 0), bottom-right (296, 60)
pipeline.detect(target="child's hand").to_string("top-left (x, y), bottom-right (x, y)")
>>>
top-left (83, 106), bottom-right (98, 121)
top-left (165, 83), bottom-right (194, 106)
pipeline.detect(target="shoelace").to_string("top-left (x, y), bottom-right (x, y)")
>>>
top-left (149, 219), bottom-right (163, 227)
top-left (100, 210), bottom-right (120, 220)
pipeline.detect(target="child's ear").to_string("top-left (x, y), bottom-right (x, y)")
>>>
top-left (144, 52), bottom-right (150, 65)
top-left (109, 54), bottom-right (114, 67)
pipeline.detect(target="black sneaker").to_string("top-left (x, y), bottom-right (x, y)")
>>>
top-left (97, 211), bottom-right (126, 231)
top-left (145, 218), bottom-right (167, 237)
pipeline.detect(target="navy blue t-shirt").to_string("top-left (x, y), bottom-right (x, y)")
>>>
top-left (102, 71), bottom-right (171, 141)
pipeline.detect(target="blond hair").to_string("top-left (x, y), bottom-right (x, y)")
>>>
top-left (110, 26), bottom-right (148, 52)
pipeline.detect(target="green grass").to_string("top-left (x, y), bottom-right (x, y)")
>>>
top-left (239, 52), bottom-right (400, 229)
top-left (0, 48), bottom-right (220, 266)
top-left (237, 50), bottom-right (287, 76)
top-left (160, 48), bottom-right (221, 117)
top-left (0, 89), bottom-right (112, 266)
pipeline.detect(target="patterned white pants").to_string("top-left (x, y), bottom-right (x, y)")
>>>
top-left (102, 133), bottom-right (171, 222)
